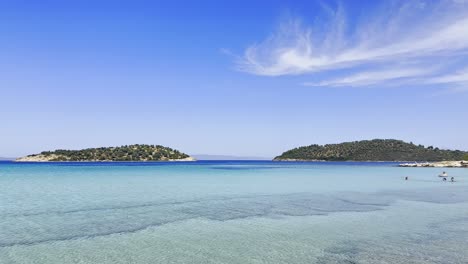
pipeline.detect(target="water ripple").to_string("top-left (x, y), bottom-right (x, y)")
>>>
top-left (1, 187), bottom-right (467, 248)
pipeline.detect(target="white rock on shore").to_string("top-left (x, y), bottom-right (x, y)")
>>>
top-left (15, 154), bottom-right (60, 162)
top-left (399, 161), bottom-right (468, 168)
top-left (168, 157), bottom-right (197, 162)
top-left (273, 158), bottom-right (326, 162)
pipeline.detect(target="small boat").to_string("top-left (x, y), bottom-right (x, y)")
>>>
top-left (438, 172), bottom-right (448, 177)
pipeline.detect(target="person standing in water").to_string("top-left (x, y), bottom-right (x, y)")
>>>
top-left (451, 177), bottom-right (455, 182)
top-left (439, 171), bottom-right (448, 181)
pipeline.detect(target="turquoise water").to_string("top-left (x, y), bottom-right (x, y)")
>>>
top-left (0, 161), bottom-right (467, 263)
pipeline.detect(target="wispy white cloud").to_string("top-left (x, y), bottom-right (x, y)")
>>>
top-left (304, 67), bottom-right (434, 87)
top-left (428, 67), bottom-right (468, 84)
top-left (237, 0), bottom-right (468, 89)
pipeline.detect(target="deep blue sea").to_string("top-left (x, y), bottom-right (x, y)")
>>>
top-left (0, 161), bottom-right (467, 263)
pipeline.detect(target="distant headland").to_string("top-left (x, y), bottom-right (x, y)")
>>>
top-left (15, 144), bottom-right (195, 162)
top-left (274, 139), bottom-right (468, 162)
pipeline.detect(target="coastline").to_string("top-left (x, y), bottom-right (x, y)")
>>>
top-left (274, 159), bottom-right (425, 163)
top-left (273, 158), bottom-right (326, 162)
top-left (273, 159), bottom-right (468, 167)
top-left (399, 160), bottom-right (468, 168)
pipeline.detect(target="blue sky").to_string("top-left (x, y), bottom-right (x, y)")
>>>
top-left (1, 0), bottom-right (468, 158)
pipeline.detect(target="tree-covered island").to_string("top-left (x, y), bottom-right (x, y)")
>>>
top-left (274, 139), bottom-right (468, 162)
top-left (16, 144), bottom-right (195, 162)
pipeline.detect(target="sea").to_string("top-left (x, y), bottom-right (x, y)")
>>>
top-left (0, 160), bottom-right (467, 264)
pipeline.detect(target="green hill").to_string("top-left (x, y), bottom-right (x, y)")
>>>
top-left (274, 139), bottom-right (467, 161)
top-left (16, 144), bottom-right (194, 162)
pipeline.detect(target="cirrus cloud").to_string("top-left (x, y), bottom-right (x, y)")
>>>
top-left (237, 0), bottom-right (468, 90)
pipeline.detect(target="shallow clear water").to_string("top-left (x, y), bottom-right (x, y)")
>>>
top-left (0, 161), bottom-right (467, 263)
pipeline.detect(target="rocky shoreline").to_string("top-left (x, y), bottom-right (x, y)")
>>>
top-left (399, 160), bottom-right (468, 168)
top-left (273, 158), bottom-right (326, 162)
